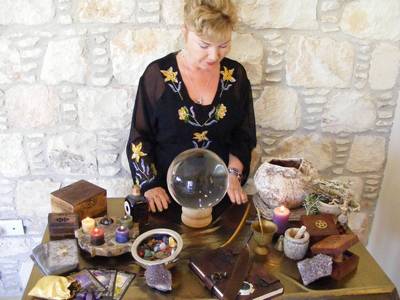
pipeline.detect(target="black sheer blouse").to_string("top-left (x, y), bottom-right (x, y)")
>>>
top-left (127, 52), bottom-right (256, 194)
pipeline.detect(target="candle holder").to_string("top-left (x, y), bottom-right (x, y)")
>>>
top-left (99, 215), bottom-right (114, 226)
top-left (251, 220), bottom-right (277, 256)
top-left (75, 216), bottom-right (139, 257)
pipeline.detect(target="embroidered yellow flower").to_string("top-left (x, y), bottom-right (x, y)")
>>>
top-left (215, 104), bottom-right (227, 120)
top-left (160, 67), bottom-right (178, 83)
top-left (193, 131), bottom-right (209, 142)
top-left (131, 142), bottom-right (147, 163)
top-left (220, 66), bottom-right (236, 82)
top-left (178, 106), bottom-right (189, 121)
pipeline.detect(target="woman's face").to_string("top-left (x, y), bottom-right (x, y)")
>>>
top-left (183, 28), bottom-right (232, 70)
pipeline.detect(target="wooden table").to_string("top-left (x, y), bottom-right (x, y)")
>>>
top-left (23, 198), bottom-right (399, 300)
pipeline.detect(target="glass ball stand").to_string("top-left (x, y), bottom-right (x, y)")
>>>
top-left (167, 149), bottom-right (229, 228)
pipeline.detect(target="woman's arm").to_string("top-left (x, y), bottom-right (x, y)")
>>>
top-left (227, 70), bottom-right (257, 204)
top-left (126, 70), bottom-right (170, 212)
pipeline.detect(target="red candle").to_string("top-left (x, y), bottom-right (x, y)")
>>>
top-left (90, 227), bottom-right (105, 245)
top-left (272, 205), bottom-right (291, 234)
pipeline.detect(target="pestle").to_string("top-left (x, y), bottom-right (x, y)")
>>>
top-left (294, 225), bottom-right (307, 239)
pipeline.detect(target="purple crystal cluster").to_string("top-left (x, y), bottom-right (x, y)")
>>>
top-left (144, 264), bottom-right (172, 292)
top-left (297, 254), bottom-right (333, 285)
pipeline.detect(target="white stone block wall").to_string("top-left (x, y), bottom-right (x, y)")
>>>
top-left (0, 0), bottom-right (399, 296)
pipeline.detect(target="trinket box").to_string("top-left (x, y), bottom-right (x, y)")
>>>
top-left (300, 214), bottom-right (339, 242)
top-left (48, 213), bottom-right (80, 240)
top-left (51, 180), bottom-right (107, 220)
top-left (31, 239), bottom-right (79, 275)
top-left (310, 234), bottom-right (359, 280)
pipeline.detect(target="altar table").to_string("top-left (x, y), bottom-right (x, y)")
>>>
top-left (23, 197), bottom-right (399, 300)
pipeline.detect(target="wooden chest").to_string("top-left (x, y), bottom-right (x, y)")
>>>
top-left (48, 213), bottom-right (80, 240)
top-left (50, 180), bottom-right (107, 220)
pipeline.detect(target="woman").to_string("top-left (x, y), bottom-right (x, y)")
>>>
top-left (127, 0), bottom-right (256, 218)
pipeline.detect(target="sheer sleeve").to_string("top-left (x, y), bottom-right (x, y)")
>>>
top-left (126, 63), bottom-right (164, 193)
top-left (229, 69), bottom-right (257, 184)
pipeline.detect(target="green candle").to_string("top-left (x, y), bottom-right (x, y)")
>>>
top-left (119, 215), bottom-right (133, 229)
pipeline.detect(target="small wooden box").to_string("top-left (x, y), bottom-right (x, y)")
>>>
top-left (48, 213), bottom-right (80, 240)
top-left (311, 234), bottom-right (359, 280)
top-left (50, 180), bottom-right (107, 220)
top-left (311, 234), bottom-right (358, 257)
top-left (300, 214), bottom-right (339, 243)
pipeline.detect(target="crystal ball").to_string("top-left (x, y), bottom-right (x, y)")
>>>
top-left (167, 149), bottom-right (228, 209)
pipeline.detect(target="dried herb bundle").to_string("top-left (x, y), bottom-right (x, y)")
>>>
top-left (303, 179), bottom-right (360, 217)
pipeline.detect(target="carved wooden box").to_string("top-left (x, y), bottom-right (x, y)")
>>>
top-left (50, 180), bottom-right (107, 220)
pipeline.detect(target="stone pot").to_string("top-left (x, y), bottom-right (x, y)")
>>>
top-left (318, 201), bottom-right (341, 215)
top-left (254, 158), bottom-right (318, 209)
top-left (283, 227), bottom-right (310, 260)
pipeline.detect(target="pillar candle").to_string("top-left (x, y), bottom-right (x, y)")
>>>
top-left (90, 227), bottom-right (105, 245)
top-left (81, 217), bottom-right (95, 234)
top-left (272, 205), bottom-right (291, 234)
top-left (119, 215), bottom-right (133, 229)
top-left (115, 226), bottom-right (129, 243)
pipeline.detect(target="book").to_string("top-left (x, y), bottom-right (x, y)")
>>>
top-left (237, 264), bottom-right (284, 300)
top-left (189, 248), bottom-right (283, 300)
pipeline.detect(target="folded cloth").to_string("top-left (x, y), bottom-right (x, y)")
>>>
top-left (28, 275), bottom-right (77, 300)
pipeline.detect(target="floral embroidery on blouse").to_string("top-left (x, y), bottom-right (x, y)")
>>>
top-left (215, 104), bottom-right (227, 120)
top-left (131, 142), bottom-right (147, 163)
top-left (160, 67), bottom-right (183, 100)
top-left (177, 105), bottom-right (227, 127)
top-left (165, 64), bottom-right (236, 149)
top-left (130, 142), bottom-right (156, 187)
top-left (221, 66), bottom-right (236, 82)
top-left (160, 67), bottom-right (178, 83)
top-left (178, 106), bottom-right (189, 122)
top-left (193, 131), bottom-right (210, 148)
top-left (219, 66), bottom-right (235, 98)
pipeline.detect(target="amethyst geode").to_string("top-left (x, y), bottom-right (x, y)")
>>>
top-left (297, 254), bottom-right (333, 285)
top-left (144, 264), bottom-right (172, 292)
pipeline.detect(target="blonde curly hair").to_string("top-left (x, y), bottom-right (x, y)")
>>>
top-left (184, 0), bottom-right (238, 41)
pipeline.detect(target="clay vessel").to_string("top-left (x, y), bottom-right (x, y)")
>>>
top-left (254, 158), bottom-right (318, 209)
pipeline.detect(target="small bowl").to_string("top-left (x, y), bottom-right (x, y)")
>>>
top-left (131, 228), bottom-right (183, 268)
top-left (318, 201), bottom-right (341, 215)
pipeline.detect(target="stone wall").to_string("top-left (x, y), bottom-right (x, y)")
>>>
top-left (0, 0), bottom-right (399, 297)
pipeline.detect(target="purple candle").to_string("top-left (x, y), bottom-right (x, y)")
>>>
top-left (115, 225), bottom-right (129, 243)
top-left (272, 205), bottom-right (290, 234)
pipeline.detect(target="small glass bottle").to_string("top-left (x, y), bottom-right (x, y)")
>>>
top-left (124, 185), bottom-right (149, 225)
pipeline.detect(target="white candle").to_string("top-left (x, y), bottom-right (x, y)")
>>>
top-left (81, 217), bottom-right (95, 233)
